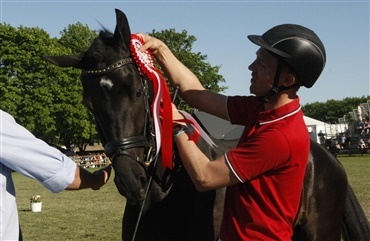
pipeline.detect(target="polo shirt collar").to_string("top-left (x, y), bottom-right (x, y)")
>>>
top-left (258, 97), bottom-right (302, 125)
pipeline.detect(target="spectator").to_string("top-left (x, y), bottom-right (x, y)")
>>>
top-left (0, 109), bottom-right (111, 240)
top-left (365, 111), bottom-right (370, 122)
top-left (357, 121), bottom-right (365, 135)
top-left (340, 134), bottom-right (347, 149)
top-left (358, 138), bottom-right (366, 151)
top-left (333, 140), bottom-right (342, 157)
top-left (318, 131), bottom-right (326, 148)
top-left (363, 121), bottom-right (370, 135)
top-left (357, 103), bottom-right (363, 122)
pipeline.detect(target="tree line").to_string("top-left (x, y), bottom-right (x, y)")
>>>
top-left (0, 22), bottom-right (368, 152)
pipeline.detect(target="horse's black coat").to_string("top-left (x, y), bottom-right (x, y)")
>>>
top-left (42, 8), bottom-right (370, 241)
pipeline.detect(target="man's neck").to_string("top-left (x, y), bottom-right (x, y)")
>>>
top-left (264, 92), bottom-right (297, 110)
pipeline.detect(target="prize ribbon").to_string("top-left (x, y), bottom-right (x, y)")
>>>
top-left (130, 34), bottom-right (173, 169)
top-left (129, 34), bottom-right (212, 169)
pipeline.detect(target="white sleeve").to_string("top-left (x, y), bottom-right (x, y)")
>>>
top-left (0, 110), bottom-right (76, 193)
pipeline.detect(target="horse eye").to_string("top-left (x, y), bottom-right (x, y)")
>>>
top-left (136, 89), bottom-right (143, 98)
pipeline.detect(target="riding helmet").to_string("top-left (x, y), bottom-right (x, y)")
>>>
top-left (248, 24), bottom-right (326, 88)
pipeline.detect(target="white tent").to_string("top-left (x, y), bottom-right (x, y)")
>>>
top-left (304, 116), bottom-right (328, 143)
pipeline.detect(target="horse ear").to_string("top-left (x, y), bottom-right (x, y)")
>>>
top-left (113, 9), bottom-right (131, 50)
top-left (41, 54), bottom-right (84, 69)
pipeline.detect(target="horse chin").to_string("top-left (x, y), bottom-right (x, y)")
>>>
top-left (125, 197), bottom-right (145, 207)
top-left (113, 175), bottom-right (147, 202)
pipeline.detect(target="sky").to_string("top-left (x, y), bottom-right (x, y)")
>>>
top-left (1, 0), bottom-right (369, 105)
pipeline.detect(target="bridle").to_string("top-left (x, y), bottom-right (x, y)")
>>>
top-left (82, 58), bottom-right (157, 169)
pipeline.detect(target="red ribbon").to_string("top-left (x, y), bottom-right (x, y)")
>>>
top-left (174, 119), bottom-right (200, 143)
top-left (130, 34), bottom-right (173, 170)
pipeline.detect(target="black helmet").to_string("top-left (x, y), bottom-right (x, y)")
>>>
top-left (248, 24), bottom-right (326, 88)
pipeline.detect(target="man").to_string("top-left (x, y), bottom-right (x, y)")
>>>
top-left (138, 23), bottom-right (326, 240)
top-left (358, 103), bottom-right (363, 121)
top-left (0, 109), bottom-right (111, 240)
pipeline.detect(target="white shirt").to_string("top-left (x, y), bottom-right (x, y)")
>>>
top-left (0, 110), bottom-right (76, 240)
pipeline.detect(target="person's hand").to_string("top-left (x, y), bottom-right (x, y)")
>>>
top-left (91, 165), bottom-right (112, 190)
top-left (172, 103), bottom-right (184, 122)
top-left (136, 32), bottom-right (167, 56)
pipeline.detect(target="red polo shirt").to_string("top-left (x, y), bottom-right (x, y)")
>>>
top-left (220, 96), bottom-right (310, 241)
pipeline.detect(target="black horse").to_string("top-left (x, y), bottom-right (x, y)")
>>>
top-left (43, 9), bottom-right (369, 241)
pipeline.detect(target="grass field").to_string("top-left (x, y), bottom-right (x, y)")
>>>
top-left (14, 155), bottom-right (369, 240)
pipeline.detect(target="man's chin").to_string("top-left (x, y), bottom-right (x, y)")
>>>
top-left (249, 87), bottom-right (257, 95)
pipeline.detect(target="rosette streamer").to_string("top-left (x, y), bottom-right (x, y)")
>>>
top-left (130, 34), bottom-right (173, 169)
top-left (130, 34), bottom-right (212, 169)
top-left (178, 110), bottom-right (217, 147)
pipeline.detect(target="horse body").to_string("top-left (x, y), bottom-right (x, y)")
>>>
top-left (43, 9), bottom-right (369, 241)
top-left (293, 141), bottom-right (348, 241)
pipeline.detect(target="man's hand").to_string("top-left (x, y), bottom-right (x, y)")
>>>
top-left (67, 164), bottom-right (112, 191)
top-left (91, 165), bottom-right (112, 190)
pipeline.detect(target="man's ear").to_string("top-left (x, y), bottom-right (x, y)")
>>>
top-left (282, 73), bottom-right (298, 87)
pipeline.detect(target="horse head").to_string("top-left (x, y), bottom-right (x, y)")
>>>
top-left (42, 9), bottom-right (155, 205)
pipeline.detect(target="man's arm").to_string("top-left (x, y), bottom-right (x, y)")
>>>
top-left (138, 33), bottom-right (229, 121)
top-left (172, 104), bottom-right (240, 191)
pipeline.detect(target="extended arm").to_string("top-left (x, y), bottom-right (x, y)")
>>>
top-left (138, 33), bottom-right (229, 120)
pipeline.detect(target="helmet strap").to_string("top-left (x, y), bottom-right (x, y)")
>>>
top-left (259, 60), bottom-right (282, 103)
top-left (258, 60), bottom-right (301, 103)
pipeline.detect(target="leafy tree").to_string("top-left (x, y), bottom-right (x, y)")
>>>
top-left (59, 23), bottom-right (97, 54)
top-left (149, 29), bottom-right (226, 112)
top-left (0, 24), bottom-right (59, 140)
top-left (0, 23), bottom-right (99, 153)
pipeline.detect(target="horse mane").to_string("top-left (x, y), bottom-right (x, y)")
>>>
top-left (99, 29), bottom-right (113, 38)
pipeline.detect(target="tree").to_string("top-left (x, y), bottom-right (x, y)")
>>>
top-left (149, 29), bottom-right (226, 112)
top-left (0, 24), bottom-right (59, 140)
top-left (59, 22), bottom-right (97, 54)
top-left (0, 23), bottom-right (99, 153)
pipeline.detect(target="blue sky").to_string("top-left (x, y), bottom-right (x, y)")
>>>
top-left (1, 1), bottom-right (369, 105)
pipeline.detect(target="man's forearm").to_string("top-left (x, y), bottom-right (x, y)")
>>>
top-left (153, 44), bottom-right (206, 101)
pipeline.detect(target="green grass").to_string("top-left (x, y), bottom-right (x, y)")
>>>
top-left (14, 156), bottom-right (369, 240)
top-left (14, 169), bottom-right (124, 240)
top-left (338, 155), bottom-right (370, 219)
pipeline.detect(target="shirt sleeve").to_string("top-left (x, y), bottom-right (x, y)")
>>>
top-left (0, 110), bottom-right (76, 193)
top-left (225, 128), bottom-right (291, 182)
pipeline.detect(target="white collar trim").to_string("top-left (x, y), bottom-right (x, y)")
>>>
top-left (259, 105), bottom-right (302, 125)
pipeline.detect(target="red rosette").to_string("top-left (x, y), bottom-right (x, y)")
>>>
top-left (129, 34), bottom-right (173, 170)
top-left (129, 34), bottom-right (155, 75)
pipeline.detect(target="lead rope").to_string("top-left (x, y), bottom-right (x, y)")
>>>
top-left (131, 164), bottom-right (155, 241)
